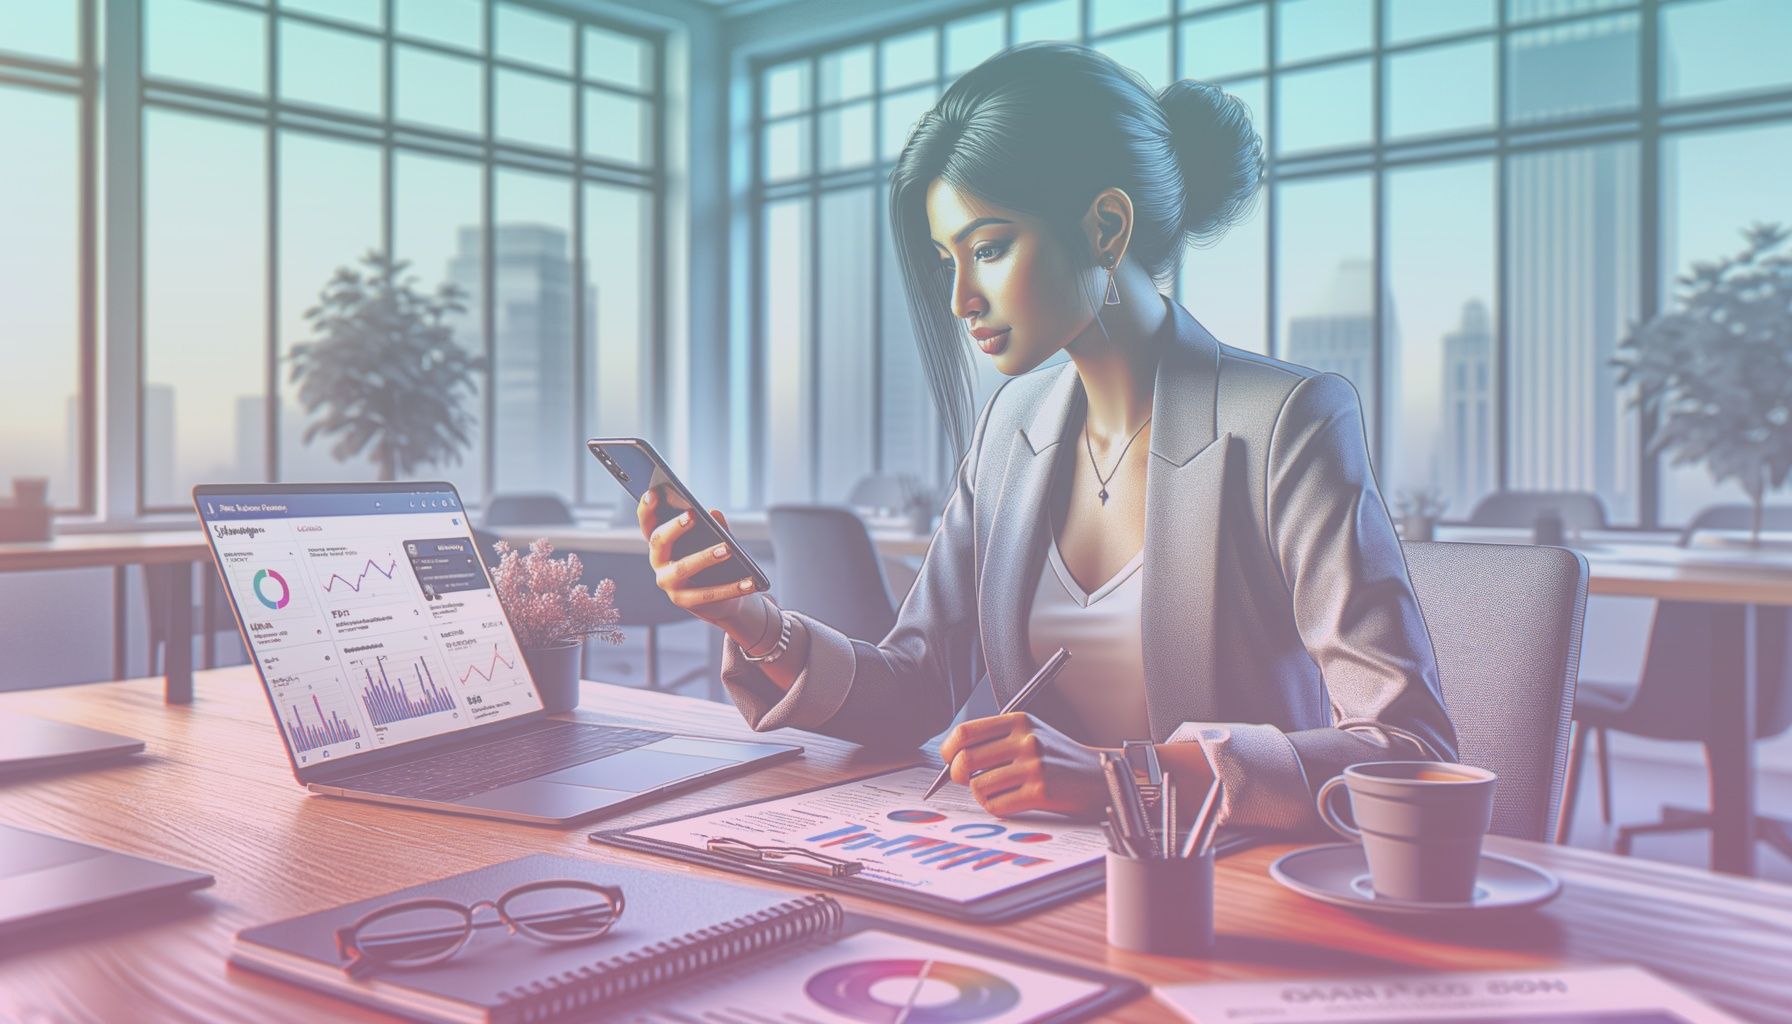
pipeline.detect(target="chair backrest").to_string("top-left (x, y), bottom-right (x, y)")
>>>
top-left (1401, 541), bottom-right (1589, 841)
top-left (569, 550), bottom-right (689, 629)
top-left (765, 504), bottom-right (898, 644)
top-left (1677, 503), bottom-right (1792, 547)
top-left (483, 493), bottom-right (576, 527)
top-left (1467, 490), bottom-right (1609, 531)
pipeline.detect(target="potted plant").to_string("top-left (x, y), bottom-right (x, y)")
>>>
top-left (1614, 222), bottom-right (1792, 546)
top-left (488, 539), bottom-right (624, 713)
top-left (288, 251), bottom-right (485, 480)
top-left (1393, 488), bottom-right (1448, 542)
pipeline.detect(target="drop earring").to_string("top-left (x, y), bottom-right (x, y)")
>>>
top-left (1102, 255), bottom-right (1121, 306)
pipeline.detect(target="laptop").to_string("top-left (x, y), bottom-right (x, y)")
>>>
top-left (194, 482), bottom-right (800, 826)
top-left (0, 716), bottom-right (144, 776)
top-left (0, 823), bottom-right (213, 937)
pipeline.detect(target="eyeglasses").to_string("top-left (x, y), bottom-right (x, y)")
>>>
top-left (333, 880), bottom-right (625, 978)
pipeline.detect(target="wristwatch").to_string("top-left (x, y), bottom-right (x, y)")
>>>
top-left (1122, 739), bottom-right (1162, 807)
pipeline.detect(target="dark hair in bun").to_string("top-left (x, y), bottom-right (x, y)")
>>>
top-left (890, 42), bottom-right (1264, 454)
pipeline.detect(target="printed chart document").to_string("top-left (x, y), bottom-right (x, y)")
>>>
top-left (627, 765), bottom-right (1108, 903)
top-left (612, 929), bottom-right (1107, 1024)
top-left (1159, 966), bottom-right (1742, 1023)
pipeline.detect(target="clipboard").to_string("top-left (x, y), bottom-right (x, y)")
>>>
top-left (593, 765), bottom-right (1262, 923)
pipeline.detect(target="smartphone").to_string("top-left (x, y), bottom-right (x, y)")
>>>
top-left (587, 437), bottom-right (773, 594)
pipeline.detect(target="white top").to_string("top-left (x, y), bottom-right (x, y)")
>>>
top-left (1025, 529), bottom-right (1150, 747)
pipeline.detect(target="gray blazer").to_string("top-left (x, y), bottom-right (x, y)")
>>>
top-left (720, 300), bottom-right (1458, 831)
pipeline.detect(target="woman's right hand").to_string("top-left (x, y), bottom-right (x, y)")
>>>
top-left (637, 488), bottom-right (763, 634)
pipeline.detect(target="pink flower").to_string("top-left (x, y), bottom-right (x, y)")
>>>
top-left (488, 539), bottom-right (625, 650)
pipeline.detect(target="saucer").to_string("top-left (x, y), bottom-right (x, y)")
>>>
top-left (1269, 843), bottom-right (1560, 915)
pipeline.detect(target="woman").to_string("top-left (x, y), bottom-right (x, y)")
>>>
top-left (640, 43), bottom-right (1456, 832)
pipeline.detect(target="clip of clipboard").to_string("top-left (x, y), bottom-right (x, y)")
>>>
top-left (705, 836), bottom-right (865, 878)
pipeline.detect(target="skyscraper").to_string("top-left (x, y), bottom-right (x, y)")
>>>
top-left (1441, 300), bottom-right (1496, 512)
top-left (1285, 258), bottom-right (1380, 437)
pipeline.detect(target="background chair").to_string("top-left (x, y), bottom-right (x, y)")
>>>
top-left (1560, 504), bottom-right (1792, 862)
top-left (845, 473), bottom-right (908, 514)
top-left (1401, 541), bottom-right (1589, 841)
top-left (765, 504), bottom-right (898, 644)
top-left (482, 493), bottom-right (577, 527)
top-left (1468, 490), bottom-right (1609, 533)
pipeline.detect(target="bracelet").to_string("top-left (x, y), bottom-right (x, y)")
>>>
top-left (741, 610), bottom-right (794, 664)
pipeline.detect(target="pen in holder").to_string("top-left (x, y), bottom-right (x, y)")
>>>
top-left (1100, 761), bottom-right (1223, 956)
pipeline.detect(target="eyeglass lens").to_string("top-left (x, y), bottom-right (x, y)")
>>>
top-left (353, 903), bottom-right (471, 967)
top-left (502, 884), bottom-right (623, 942)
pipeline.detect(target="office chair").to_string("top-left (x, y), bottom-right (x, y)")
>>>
top-left (1559, 505), bottom-right (1792, 861)
top-left (569, 549), bottom-right (715, 697)
top-left (482, 493), bottom-right (576, 527)
top-left (765, 504), bottom-right (898, 644)
top-left (1468, 490), bottom-right (1609, 533)
top-left (1401, 541), bottom-right (1589, 841)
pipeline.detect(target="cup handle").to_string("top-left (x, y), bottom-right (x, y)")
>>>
top-left (1316, 775), bottom-right (1361, 842)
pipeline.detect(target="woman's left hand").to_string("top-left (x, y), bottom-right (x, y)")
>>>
top-left (937, 713), bottom-right (1108, 819)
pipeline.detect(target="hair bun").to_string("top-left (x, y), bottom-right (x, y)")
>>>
top-left (1157, 80), bottom-right (1264, 247)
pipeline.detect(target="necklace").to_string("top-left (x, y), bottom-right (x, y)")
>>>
top-left (1084, 415), bottom-right (1152, 506)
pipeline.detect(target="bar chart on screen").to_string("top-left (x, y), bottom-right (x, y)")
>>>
top-left (346, 648), bottom-right (458, 729)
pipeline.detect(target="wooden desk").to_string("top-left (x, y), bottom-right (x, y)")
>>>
top-left (2, 670), bottom-right (1788, 1023)
top-left (0, 531), bottom-right (211, 703)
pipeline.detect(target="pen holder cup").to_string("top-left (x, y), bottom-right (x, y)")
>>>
top-left (1105, 849), bottom-right (1215, 956)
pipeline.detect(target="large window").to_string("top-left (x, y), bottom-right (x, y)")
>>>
top-left (4, 0), bottom-right (662, 517)
top-left (747, 0), bottom-right (1792, 526)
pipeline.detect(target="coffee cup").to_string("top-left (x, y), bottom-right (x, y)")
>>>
top-left (1315, 761), bottom-right (1496, 904)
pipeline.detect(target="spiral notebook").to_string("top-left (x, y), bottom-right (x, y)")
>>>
top-left (232, 853), bottom-right (1141, 1024)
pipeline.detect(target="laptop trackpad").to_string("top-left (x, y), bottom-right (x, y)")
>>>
top-left (539, 745), bottom-right (735, 793)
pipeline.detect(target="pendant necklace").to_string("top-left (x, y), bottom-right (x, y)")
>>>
top-left (1084, 415), bottom-right (1152, 506)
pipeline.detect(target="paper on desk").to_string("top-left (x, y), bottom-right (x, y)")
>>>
top-left (611, 928), bottom-right (1104, 1024)
top-left (628, 764), bottom-right (1107, 903)
top-left (1158, 965), bottom-right (1742, 1023)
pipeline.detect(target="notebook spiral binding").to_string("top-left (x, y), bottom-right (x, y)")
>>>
top-left (503, 893), bottom-right (846, 1023)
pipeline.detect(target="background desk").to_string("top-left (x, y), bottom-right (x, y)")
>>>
top-left (2, 669), bottom-right (1789, 1023)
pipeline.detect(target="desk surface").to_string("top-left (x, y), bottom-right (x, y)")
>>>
top-left (0, 530), bottom-right (211, 572)
top-left (2, 670), bottom-right (1789, 1023)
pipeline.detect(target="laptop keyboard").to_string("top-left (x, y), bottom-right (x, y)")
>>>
top-left (332, 722), bottom-right (669, 803)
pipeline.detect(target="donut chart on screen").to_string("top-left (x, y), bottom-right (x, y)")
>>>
top-left (886, 809), bottom-right (947, 824)
top-left (805, 959), bottom-right (1021, 1023)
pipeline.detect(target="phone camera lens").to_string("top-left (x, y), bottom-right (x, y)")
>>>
top-left (617, 471), bottom-right (630, 483)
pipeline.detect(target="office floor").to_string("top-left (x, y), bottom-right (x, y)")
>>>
top-left (588, 621), bottom-right (1792, 883)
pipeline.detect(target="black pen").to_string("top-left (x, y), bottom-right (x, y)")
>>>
top-left (922, 647), bottom-right (1072, 800)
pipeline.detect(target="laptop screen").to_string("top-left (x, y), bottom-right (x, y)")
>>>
top-left (196, 485), bottom-right (543, 770)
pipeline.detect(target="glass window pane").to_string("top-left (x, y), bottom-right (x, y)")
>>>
top-left (1277, 0), bottom-right (1371, 64)
top-left (584, 184), bottom-right (652, 503)
top-left (1385, 39), bottom-right (1494, 139)
top-left (762, 117), bottom-right (810, 181)
top-left (142, 110), bottom-right (267, 507)
top-left (0, 1), bottom-right (78, 63)
top-left (585, 88), bottom-right (646, 165)
top-left (1180, 187), bottom-right (1266, 353)
top-left (278, 132), bottom-right (384, 483)
top-left (492, 170), bottom-right (575, 498)
top-left (818, 188), bottom-right (876, 502)
top-left (495, 2), bottom-right (571, 74)
top-left (1276, 59), bottom-right (1372, 154)
top-left (1277, 175), bottom-right (1377, 442)
top-left (880, 226), bottom-right (938, 486)
top-left (881, 28), bottom-right (936, 92)
top-left (0, 86), bottom-right (82, 508)
top-left (945, 11), bottom-right (1005, 78)
top-left (882, 86), bottom-right (935, 161)
top-left (819, 45), bottom-right (872, 104)
top-left (819, 101), bottom-right (872, 172)
top-left (395, 0), bottom-right (481, 52)
top-left (1180, 6), bottom-right (1266, 80)
top-left (1224, 75), bottom-right (1267, 128)
top-left (145, 0), bottom-right (266, 96)
top-left (279, 19), bottom-right (382, 116)
top-left (1661, 0), bottom-right (1792, 103)
top-left (496, 68), bottom-right (572, 150)
top-left (1091, 0), bottom-right (1170, 36)
top-left (1508, 0), bottom-right (1634, 22)
top-left (396, 45), bottom-right (483, 135)
top-left (762, 60), bottom-right (809, 118)
top-left (1096, 27), bottom-right (1170, 92)
top-left (282, 0), bottom-right (380, 30)
top-left (395, 153), bottom-right (486, 498)
top-left (585, 27), bottom-right (650, 91)
top-left (1507, 142), bottom-right (1642, 523)
top-left (1014, 0), bottom-right (1080, 44)
top-left (1658, 122), bottom-right (1792, 524)
top-left (764, 200), bottom-right (812, 503)
top-left (1385, 0), bottom-right (1494, 45)
top-left (1507, 14), bottom-right (1639, 125)
top-left (1385, 160), bottom-right (1497, 518)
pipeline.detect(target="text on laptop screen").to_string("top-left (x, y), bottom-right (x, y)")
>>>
top-left (199, 489), bottom-right (541, 767)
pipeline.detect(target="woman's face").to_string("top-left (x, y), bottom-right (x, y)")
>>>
top-left (926, 179), bottom-right (1097, 376)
